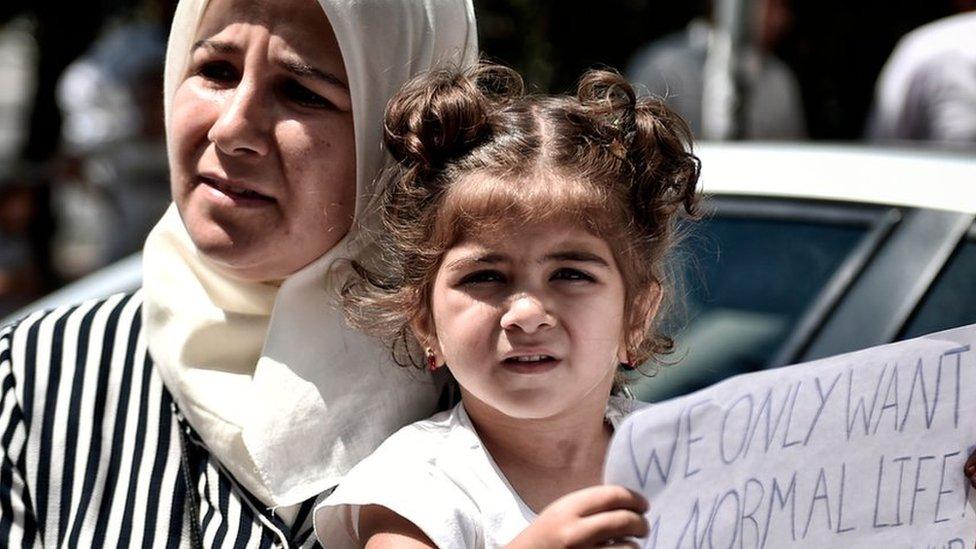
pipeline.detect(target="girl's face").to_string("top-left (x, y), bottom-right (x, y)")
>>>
top-left (426, 220), bottom-right (630, 419)
top-left (169, 0), bottom-right (356, 281)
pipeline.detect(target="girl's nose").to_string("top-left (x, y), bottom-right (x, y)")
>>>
top-left (500, 294), bottom-right (556, 334)
top-left (208, 80), bottom-right (272, 157)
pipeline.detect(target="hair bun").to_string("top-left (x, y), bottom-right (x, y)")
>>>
top-left (577, 69), bottom-right (638, 136)
top-left (384, 67), bottom-right (491, 174)
top-left (576, 68), bottom-right (698, 221)
top-left (630, 95), bottom-right (699, 218)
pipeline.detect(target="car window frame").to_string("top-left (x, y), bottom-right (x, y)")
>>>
top-left (896, 220), bottom-right (976, 340)
top-left (693, 195), bottom-right (899, 368)
top-left (801, 207), bottom-right (975, 361)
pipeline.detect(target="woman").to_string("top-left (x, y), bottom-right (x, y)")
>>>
top-left (0, 0), bottom-right (477, 546)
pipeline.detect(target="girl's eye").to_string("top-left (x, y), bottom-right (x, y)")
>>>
top-left (458, 270), bottom-right (506, 286)
top-left (551, 268), bottom-right (595, 282)
top-left (282, 80), bottom-right (333, 109)
top-left (197, 61), bottom-right (238, 83)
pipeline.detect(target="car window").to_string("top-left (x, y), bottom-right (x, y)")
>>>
top-left (899, 223), bottom-right (976, 340)
top-left (632, 199), bottom-right (882, 403)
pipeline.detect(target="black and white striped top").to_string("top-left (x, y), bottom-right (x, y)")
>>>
top-left (0, 292), bottom-right (325, 548)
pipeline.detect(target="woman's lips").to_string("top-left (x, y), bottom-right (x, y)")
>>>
top-left (199, 176), bottom-right (275, 207)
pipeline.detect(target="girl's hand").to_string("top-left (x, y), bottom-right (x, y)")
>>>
top-left (968, 450), bottom-right (976, 549)
top-left (966, 449), bottom-right (976, 490)
top-left (506, 485), bottom-right (649, 549)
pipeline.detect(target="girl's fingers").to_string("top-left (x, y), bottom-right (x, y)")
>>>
top-left (572, 509), bottom-right (649, 546)
top-left (564, 485), bottom-right (649, 516)
top-left (602, 541), bottom-right (641, 549)
top-left (965, 450), bottom-right (976, 489)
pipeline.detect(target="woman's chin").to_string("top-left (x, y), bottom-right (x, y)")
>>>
top-left (186, 226), bottom-right (283, 281)
top-left (177, 199), bottom-right (347, 282)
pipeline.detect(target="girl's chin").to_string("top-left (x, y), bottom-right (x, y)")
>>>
top-left (463, 374), bottom-right (615, 422)
top-left (477, 391), bottom-right (573, 421)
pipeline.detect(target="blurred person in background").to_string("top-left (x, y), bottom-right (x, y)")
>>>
top-left (53, 1), bottom-right (173, 277)
top-left (626, 0), bottom-right (806, 140)
top-left (0, 3), bottom-right (106, 314)
top-left (0, 1), bottom-right (174, 319)
top-left (867, 1), bottom-right (976, 146)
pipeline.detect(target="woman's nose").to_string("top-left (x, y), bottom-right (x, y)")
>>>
top-left (208, 80), bottom-right (272, 157)
top-left (500, 294), bottom-right (556, 334)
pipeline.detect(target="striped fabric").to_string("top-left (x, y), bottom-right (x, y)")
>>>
top-left (0, 292), bottom-right (325, 548)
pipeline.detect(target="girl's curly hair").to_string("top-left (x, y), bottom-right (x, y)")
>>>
top-left (342, 62), bottom-right (701, 375)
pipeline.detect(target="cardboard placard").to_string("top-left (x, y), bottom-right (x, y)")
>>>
top-left (605, 324), bottom-right (976, 548)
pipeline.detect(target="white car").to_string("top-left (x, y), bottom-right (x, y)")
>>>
top-left (635, 142), bottom-right (976, 401)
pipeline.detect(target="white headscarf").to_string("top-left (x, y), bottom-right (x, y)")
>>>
top-left (142, 0), bottom-right (478, 509)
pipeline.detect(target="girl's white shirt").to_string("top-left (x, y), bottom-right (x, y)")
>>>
top-left (314, 395), bottom-right (646, 549)
top-left (143, 0), bottom-right (478, 512)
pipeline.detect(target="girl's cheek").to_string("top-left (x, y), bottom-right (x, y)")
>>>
top-left (457, 307), bottom-right (501, 349)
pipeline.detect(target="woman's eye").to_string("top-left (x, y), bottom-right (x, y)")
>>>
top-left (551, 268), bottom-right (595, 282)
top-left (197, 61), bottom-right (238, 83)
top-left (458, 270), bottom-right (505, 286)
top-left (282, 80), bottom-right (333, 109)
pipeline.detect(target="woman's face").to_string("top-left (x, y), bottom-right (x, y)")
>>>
top-left (170, 0), bottom-right (356, 281)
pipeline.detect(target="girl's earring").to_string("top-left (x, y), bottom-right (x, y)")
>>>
top-left (620, 357), bottom-right (636, 370)
top-left (425, 348), bottom-right (439, 371)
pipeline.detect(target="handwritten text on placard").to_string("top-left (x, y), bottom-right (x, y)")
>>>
top-left (605, 325), bottom-right (976, 548)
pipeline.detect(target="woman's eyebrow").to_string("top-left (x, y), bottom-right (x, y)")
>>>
top-left (190, 39), bottom-right (348, 91)
top-left (192, 39), bottom-right (238, 54)
top-left (277, 56), bottom-right (348, 90)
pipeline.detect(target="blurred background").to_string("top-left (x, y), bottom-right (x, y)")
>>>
top-left (0, 0), bottom-right (174, 315)
top-left (480, 0), bottom-right (975, 140)
top-left (1, 0), bottom-right (974, 400)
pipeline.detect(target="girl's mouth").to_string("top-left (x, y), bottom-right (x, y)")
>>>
top-left (501, 355), bottom-right (559, 373)
top-left (507, 355), bottom-right (553, 363)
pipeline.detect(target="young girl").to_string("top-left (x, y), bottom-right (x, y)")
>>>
top-left (314, 63), bottom-right (700, 548)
